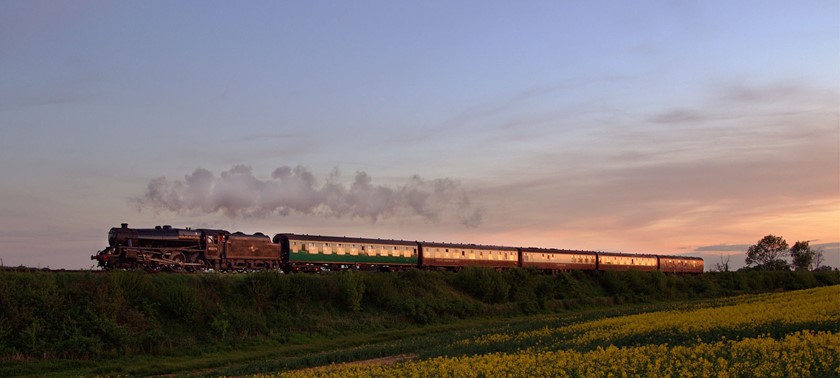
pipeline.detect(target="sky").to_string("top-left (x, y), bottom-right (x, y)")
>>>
top-left (1, 0), bottom-right (838, 270)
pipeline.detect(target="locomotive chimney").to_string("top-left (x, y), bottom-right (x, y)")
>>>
top-left (121, 223), bottom-right (128, 229)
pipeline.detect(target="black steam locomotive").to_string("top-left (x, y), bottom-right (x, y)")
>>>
top-left (91, 223), bottom-right (704, 273)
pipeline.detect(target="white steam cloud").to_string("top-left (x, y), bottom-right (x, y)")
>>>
top-left (137, 165), bottom-right (483, 227)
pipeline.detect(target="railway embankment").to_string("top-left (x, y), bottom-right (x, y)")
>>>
top-left (0, 268), bottom-right (837, 364)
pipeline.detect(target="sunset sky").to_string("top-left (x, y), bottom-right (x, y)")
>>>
top-left (1, 1), bottom-right (838, 270)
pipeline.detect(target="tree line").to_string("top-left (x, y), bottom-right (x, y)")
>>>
top-left (714, 235), bottom-right (833, 272)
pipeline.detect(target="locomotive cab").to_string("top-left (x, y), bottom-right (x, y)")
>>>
top-left (200, 229), bottom-right (229, 262)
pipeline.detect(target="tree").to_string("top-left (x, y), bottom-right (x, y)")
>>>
top-left (789, 241), bottom-right (815, 271)
top-left (745, 235), bottom-right (789, 270)
top-left (812, 246), bottom-right (825, 270)
top-left (712, 254), bottom-right (731, 272)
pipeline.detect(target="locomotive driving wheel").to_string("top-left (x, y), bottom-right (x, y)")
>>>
top-left (170, 252), bottom-right (185, 271)
top-left (194, 257), bottom-right (208, 272)
top-left (146, 262), bottom-right (164, 272)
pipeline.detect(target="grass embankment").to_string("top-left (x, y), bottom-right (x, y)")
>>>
top-left (0, 268), bottom-right (837, 376)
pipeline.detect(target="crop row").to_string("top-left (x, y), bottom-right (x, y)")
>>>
top-left (260, 286), bottom-right (839, 377)
top-left (459, 285), bottom-right (840, 352)
top-left (267, 330), bottom-right (839, 378)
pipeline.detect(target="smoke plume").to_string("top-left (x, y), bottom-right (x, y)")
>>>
top-left (137, 165), bottom-right (483, 227)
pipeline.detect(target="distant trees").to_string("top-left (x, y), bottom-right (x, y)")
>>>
top-left (712, 254), bottom-right (731, 272)
top-left (743, 235), bottom-right (831, 272)
top-left (812, 247), bottom-right (826, 270)
top-left (745, 235), bottom-right (789, 270)
top-left (789, 241), bottom-right (815, 271)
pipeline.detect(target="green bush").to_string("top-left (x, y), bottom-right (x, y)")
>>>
top-left (451, 267), bottom-right (510, 303)
top-left (338, 271), bottom-right (366, 312)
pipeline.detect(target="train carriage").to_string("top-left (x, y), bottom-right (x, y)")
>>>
top-left (273, 234), bottom-right (419, 271)
top-left (521, 248), bottom-right (597, 272)
top-left (658, 255), bottom-right (704, 274)
top-left (596, 252), bottom-right (658, 271)
top-left (419, 242), bottom-right (518, 269)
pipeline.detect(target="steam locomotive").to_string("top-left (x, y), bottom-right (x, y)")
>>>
top-left (91, 223), bottom-right (704, 273)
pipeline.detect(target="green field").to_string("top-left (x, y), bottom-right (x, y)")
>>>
top-left (0, 269), bottom-right (837, 377)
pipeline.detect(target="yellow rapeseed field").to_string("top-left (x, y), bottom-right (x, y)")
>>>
top-left (466, 284), bottom-right (839, 349)
top-left (258, 286), bottom-right (840, 378)
top-left (267, 331), bottom-right (838, 377)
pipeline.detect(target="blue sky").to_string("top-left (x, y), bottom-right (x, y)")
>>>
top-left (1, 1), bottom-right (838, 269)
